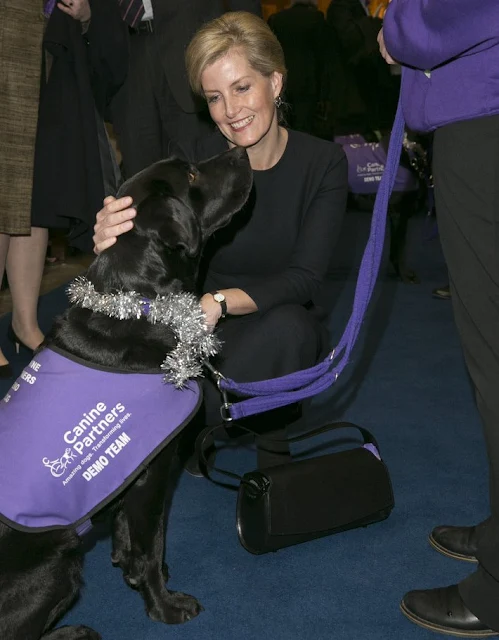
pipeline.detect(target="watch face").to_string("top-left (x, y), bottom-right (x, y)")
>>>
top-left (214, 293), bottom-right (225, 303)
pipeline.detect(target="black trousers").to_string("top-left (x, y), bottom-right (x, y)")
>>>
top-left (110, 31), bottom-right (212, 179)
top-left (433, 114), bottom-right (499, 629)
top-left (201, 304), bottom-right (328, 468)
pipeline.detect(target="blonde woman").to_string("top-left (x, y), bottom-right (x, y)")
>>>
top-left (93, 12), bottom-right (348, 467)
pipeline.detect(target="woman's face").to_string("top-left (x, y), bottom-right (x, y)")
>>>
top-left (201, 48), bottom-right (283, 150)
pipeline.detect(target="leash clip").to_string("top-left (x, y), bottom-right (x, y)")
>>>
top-left (220, 401), bottom-right (233, 423)
top-left (203, 360), bottom-right (233, 422)
top-left (203, 359), bottom-right (227, 385)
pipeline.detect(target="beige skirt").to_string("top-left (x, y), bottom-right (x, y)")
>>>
top-left (0, 0), bottom-right (44, 234)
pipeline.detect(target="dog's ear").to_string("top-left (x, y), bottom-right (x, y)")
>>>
top-left (193, 146), bottom-right (253, 240)
top-left (163, 197), bottom-right (201, 257)
top-left (137, 191), bottom-right (201, 258)
top-left (196, 174), bottom-right (253, 240)
top-left (200, 201), bottom-right (240, 240)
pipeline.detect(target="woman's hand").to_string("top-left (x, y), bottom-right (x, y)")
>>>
top-left (377, 28), bottom-right (398, 65)
top-left (93, 196), bottom-right (137, 254)
top-left (200, 293), bottom-right (223, 332)
top-left (57, 0), bottom-right (91, 23)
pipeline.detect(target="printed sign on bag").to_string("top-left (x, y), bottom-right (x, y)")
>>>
top-left (335, 134), bottom-right (419, 195)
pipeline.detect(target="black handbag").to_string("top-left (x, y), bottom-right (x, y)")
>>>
top-left (197, 421), bottom-right (394, 555)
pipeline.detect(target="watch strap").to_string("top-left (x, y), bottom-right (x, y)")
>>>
top-left (210, 291), bottom-right (227, 318)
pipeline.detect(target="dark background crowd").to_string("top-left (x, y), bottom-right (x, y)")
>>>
top-left (268, 0), bottom-right (398, 138)
top-left (1, 0), bottom-right (396, 259)
top-left (0, 0), bottom-right (400, 372)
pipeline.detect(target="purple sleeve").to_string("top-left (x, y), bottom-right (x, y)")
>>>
top-left (383, 0), bottom-right (499, 70)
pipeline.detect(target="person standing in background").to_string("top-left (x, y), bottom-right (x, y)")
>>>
top-left (380, 1), bottom-right (499, 636)
top-left (327, 0), bottom-right (398, 134)
top-left (267, 0), bottom-right (336, 136)
top-left (0, 0), bottom-right (127, 377)
top-left (0, 0), bottom-right (46, 377)
top-left (111, 0), bottom-right (262, 180)
top-left (32, 0), bottom-right (128, 254)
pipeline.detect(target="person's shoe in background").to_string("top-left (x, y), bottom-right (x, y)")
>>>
top-left (432, 284), bottom-right (451, 300)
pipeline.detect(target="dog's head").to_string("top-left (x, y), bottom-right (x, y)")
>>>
top-left (88, 146), bottom-right (252, 297)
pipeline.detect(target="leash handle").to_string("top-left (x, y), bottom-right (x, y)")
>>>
top-left (219, 96), bottom-right (406, 421)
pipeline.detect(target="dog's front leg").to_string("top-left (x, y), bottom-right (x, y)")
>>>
top-left (110, 499), bottom-right (131, 573)
top-left (111, 489), bottom-right (170, 586)
top-left (112, 502), bottom-right (168, 584)
top-left (120, 443), bottom-right (202, 624)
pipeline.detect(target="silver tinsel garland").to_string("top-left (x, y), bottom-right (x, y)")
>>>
top-left (67, 276), bottom-right (221, 388)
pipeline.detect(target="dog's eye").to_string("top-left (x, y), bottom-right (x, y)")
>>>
top-left (188, 171), bottom-right (197, 184)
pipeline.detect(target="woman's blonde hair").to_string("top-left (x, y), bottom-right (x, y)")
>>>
top-left (185, 11), bottom-right (287, 97)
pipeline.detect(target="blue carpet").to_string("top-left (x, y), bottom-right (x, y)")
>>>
top-left (0, 211), bottom-right (487, 640)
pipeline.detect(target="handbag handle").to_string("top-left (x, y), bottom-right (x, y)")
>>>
top-left (196, 421), bottom-right (381, 489)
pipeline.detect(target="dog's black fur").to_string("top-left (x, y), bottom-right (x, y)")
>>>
top-left (0, 146), bottom-right (253, 640)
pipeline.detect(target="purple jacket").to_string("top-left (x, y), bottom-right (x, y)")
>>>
top-left (0, 348), bottom-right (201, 533)
top-left (383, 0), bottom-right (499, 132)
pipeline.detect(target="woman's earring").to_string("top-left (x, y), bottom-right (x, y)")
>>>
top-left (274, 96), bottom-right (282, 108)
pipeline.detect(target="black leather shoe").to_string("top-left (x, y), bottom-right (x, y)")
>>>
top-left (401, 585), bottom-right (498, 637)
top-left (429, 525), bottom-right (478, 562)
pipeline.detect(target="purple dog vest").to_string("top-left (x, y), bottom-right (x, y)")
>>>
top-left (335, 134), bottom-right (418, 195)
top-left (0, 348), bottom-right (201, 533)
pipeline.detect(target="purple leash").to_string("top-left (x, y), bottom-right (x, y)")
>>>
top-left (214, 98), bottom-right (406, 421)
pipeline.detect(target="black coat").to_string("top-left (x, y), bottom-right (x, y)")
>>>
top-left (152, 0), bottom-right (262, 113)
top-left (31, 0), bottom-right (128, 252)
top-left (326, 0), bottom-right (398, 132)
top-left (326, 0), bottom-right (382, 66)
top-left (268, 3), bottom-right (332, 103)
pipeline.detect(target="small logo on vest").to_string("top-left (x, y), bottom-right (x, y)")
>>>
top-left (42, 448), bottom-right (77, 477)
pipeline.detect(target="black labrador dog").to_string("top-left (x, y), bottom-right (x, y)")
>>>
top-left (0, 146), bottom-right (252, 640)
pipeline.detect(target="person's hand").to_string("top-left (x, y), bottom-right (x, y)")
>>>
top-left (57, 0), bottom-right (91, 23)
top-left (93, 196), bottom-right (137, 254)
top-left (200, 293), bottom-right (223, 332)
top-left (377, 28), bottom-right (398, 65)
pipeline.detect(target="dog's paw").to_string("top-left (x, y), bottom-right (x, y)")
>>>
top-left (147, 590), bottom-right (204, 625)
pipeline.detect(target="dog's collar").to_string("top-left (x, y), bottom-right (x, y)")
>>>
top-left (67, 276), bottom-right (221, 388)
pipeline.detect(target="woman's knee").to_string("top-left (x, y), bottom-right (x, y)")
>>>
top-left (260, 304), bottom-right (324, 363)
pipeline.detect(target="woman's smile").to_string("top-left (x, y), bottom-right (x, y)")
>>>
top-left (229, 115), bottom-right (255, 131)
